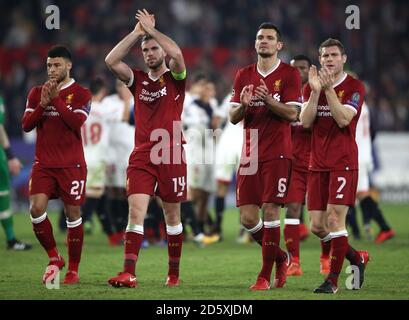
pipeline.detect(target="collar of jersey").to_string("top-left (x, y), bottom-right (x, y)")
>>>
top-left (257, 59), bottom-right (281, 78)
top-left (59, 78), bottom-right (76, 91)
top-left (332, 72), bottom-right (347, 88)
top-left (148, 68), bottom-right (169, 82)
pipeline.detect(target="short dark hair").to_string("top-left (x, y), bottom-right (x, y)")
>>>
top-left (89, 77), bottom-right (106, 95)
top-left (319, 38), bottom-right (345, 56)
top-left (258, 22), bottom-right (281, 40)
top-left (47, 45), bottom-right (72, 61)
top-left (141, 34), bottom-right (154, 44)
top-left (292, 54), bottom-right (312, 66)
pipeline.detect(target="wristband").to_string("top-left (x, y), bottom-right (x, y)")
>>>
top-left (4, 147), bottom-right (14, 160)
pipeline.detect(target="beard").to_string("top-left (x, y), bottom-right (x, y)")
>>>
top-left (147, 58), bottom-right (164, 71)
top-left (258, 52), bottom-right (274, 58)
top-left (49, 69), bottom-right (68, 83)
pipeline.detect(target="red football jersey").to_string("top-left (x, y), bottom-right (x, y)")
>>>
top-left (290, 122), bottom-right (311, 172)
top-left (127, 69), bottom-right (186, 156)
top-left (303, 73), bottom-right (365, 171)
top-left (22, 80), bottom-right (91, 168)
top-left (231, 60), bottom-right (302, 162)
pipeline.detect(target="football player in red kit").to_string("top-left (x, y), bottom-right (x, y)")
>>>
top-left (230, 23), bottom-right (302, 290)
top-left (22, 45), bottom-right (92, 285)
top-left (284, 55), bottom-right (312, 276)
top-left (105, 9), bottom-right (187, 288)
top-left (300, 38), bottom-right (369, 294)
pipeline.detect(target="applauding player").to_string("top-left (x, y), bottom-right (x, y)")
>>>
top-left (105, 9), bottom-right (187, 288)
top-left (22, 45), bottom-right (92, 285)
top-left (300, 39), bottom-right (369, 293)
top-left (230, 23), bottom-right (302, 290)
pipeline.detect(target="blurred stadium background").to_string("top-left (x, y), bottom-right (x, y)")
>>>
top-left (1, 0), bottom-right (408, 208)
top-left (0, 0), bottom-right (408, 300)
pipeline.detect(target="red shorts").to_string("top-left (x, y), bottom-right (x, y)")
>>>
top-left (236, 158), bottom-right (292, 207)
top-left (126, 150), bottom-right (187, 203)
top-left (286, 168), bottom-right (309, 204)
top-left (307, 170), bottom-right (358, 211)
top-left (29, 163), bottom-right (87, 206)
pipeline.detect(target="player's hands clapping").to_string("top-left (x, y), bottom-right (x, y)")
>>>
top-left (318, 66), bottom-right (335, 90)
top-left (40, 80), bottom-right (60, 108)
top-left (48, 80), bottom-right (59, 100)
top-left (40, 81), bottom-right (51, 108)
top-left (254, 79), bottom-right (270, 101)
top-left (308, 65), bottom-right (322, 93)
top-left (135, 9), bottom-right (155, 33)
top-left (240, 85), bottom-right (254, 108)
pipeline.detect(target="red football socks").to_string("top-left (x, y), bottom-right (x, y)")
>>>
top-left (327, 234), bottom-right (349, 287)
top-left (258, 221), bottom-right (281, 281)
top-left (123, 227), bottom-right (144, 275)
top-left (31, 213), bottom-right (59, 260)
top-left (167, 224), bottom-right (184, 278)
top-left (284, 219), bottom-right (300, 261)
top-left (66, 218), bottom-right (84, 273)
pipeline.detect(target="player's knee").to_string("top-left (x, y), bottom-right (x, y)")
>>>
top-left (310, 223), bottom-right (326, 238)
top-left (286, 204), bottom-right (301, 219)
top-left (262, 206), bottom-right (280, 221)
top-left (327, 215), bottom-right (339, 229)
top-left (128, 205), bottom-right (142, 219)
top-left (240, 215), bottom-right (259, 229)
top-left (163, 209), bottom-right (181, 225)
top-left (29, 202), bottom-right (47, 218)
top-left (65, 208), bottom-right (81, 221)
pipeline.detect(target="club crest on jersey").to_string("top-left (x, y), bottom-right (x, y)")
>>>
top-left (337, 90), bottom-right (344, 102)
top-left (274, 79), bottom-right (281, 91)
top-left (159, 76), bottom-right (166, 87)
top-left (66, 93), bottom-right (74, 104)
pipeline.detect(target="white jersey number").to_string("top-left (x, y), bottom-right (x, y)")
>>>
top-left (71, 180), bottom-right (85, 200)
top-left (172, 176), bottom-right (186, 197)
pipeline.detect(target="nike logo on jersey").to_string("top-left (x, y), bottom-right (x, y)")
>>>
top-left (336, 194), bottom-right (344, 199)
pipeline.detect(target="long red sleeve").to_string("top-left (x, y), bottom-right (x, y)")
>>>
top-left (51, 97), bottom-right (87, 131)
top-left (22, 103), bottom-right (44, 132)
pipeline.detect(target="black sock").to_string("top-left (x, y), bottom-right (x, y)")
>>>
top-left (215, 196), bottom-right (225, 234)
top-left (58, 208), bottom-right (67, 231)
top-left (95, 195), bottom-right (116, 235)
top-left (360, 197), bottom-right (372, 225)
top-left (360, 196), bottom-right (390, 231)
top-left (81, 198), bottom-right (99, 223)
top-left (299, 205), bottom-right (305, 224)
top-left (110, 199), bottom-right (124, 232)
top-left (346, 206), bottom-right (361, 238)
top-left (198, 221), bottom-right (205, 234)
top-left (181, 201), bottom-right (201, 235)
top-left (205, 211), bottom-right (214, 231)
top-left (116, 199), bottom-right (129, 231)
top-left (148, 200), bottom-right (163, 240)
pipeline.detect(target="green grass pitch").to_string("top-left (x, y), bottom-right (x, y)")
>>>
top-left (1, 204), bottom-right (408, 300)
